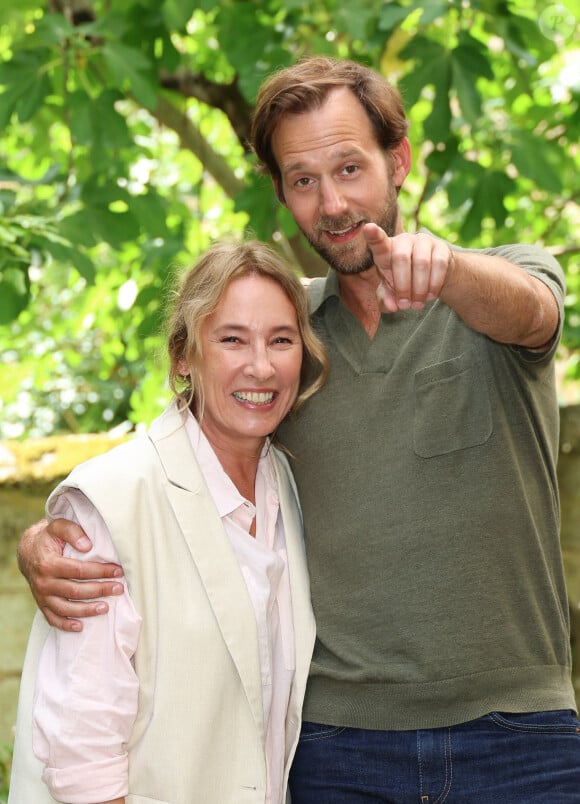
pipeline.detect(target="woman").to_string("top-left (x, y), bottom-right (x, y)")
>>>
top-left (9, 240), bottom-right (328, 804)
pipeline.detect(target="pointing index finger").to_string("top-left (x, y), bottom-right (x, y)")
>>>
top-left (363, 222), bottom-right (393, 271)
top-left (362, 221), bottom-right (389, 248)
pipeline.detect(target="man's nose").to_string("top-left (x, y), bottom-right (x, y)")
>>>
top-left (319, 178), bottom-right (347, 217)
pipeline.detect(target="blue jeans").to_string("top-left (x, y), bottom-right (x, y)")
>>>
top-left (288, 712), bottom-right (580, 802)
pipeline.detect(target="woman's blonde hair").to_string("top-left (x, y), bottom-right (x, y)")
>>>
top-left (166, 239), bottom-right (328, 424)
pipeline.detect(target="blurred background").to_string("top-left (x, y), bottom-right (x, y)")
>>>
top-left (0, 0), bottom-right (579, 798)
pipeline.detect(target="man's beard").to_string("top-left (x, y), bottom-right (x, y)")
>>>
top-left (302, 197), bottom-right (399, 276)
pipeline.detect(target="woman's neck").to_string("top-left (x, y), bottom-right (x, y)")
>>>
top-left (201, 428), bottom-right (265, 505)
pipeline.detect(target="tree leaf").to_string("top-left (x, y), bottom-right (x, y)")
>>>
top-left (130, 192), bottom-right (171, 239)
top-left (0, 50), bottom-right (50, 127)
top-left (59, 212), bottom-right (101, 249)
top-left (217, 2), bottom-right (271, 69)
top-left (451, 53), bottom-right (482, 125)
top-left (235, 173), bottom-right (279, 241)
top-left (399, 38), bottom-right (449, 107)
top-left (418, 1), bottom-right (452, 25)
top-left (424, 99), bottom-right (452, 146)
top-left (335, 5), bottom-right (377, 41)
top-left (38, 240), bottom-right (96, 283)
top-left (68, 249), bottom-right (97, 284)
top-left (88, 206), bottom-right (142, 247)
top-left (25, 12), bottom-right (76, 46)
top-left (511, 133), bottom-right (564, 194)
top-left (425, 136), bottom-right (459, 175)
top-left (101, 41), bottom-right (158, 109)
top-left (0, 268), bottom-right (30, 323)
top-left (378, 3), bottom-right (416, 31)
top-left (16, 72), bottom-right (51, 123)
top-left (454, 36), bottom-right (494, 80)
top-left (161, 0), bottom-right (198, 31)
top-left (459, 171), bottom-right (514, 240)
top-left (0, 85), bottom-right (20, 130)
top-left (446, 160), bottom-right (485, 208)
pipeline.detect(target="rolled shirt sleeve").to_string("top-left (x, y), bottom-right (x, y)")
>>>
top-left (32, 489), bottom-right (142, 803)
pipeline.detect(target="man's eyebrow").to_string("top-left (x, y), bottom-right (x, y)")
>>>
top-left (281, 159), bottom-right (310, 174)
top-left (282, 148), bottom-right (363, 174)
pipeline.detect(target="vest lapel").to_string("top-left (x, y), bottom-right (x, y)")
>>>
top-left (148, 404), bottom-right (266, 744)
top-left (272, 451), bottom-right (316, 753)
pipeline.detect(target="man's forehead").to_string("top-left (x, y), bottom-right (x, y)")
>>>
top-left (272, 90), bottom-right (376, 168)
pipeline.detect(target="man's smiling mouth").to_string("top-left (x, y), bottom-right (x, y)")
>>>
top-left (321, 220), bottom-right (364, 239)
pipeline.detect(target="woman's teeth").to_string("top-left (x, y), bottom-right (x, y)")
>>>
top-left (233, 391), bottom-right (274, 404)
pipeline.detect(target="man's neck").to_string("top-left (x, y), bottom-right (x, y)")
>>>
top-left (337, 270), bottom-right (383, 338)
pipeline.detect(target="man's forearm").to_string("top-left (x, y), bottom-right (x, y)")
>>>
top-left (441, 250), bottom-right (559, 348)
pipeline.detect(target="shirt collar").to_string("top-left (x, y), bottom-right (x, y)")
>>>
top-left (306, 271), bottom-right (340, 314)
top-left (183, 411), bottom-right (276, 518)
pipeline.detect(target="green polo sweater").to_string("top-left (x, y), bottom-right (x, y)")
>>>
top-left (278, 243), bottom-right (574, 730)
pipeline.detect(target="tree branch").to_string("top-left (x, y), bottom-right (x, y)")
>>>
top-left (159, 69), bottom-right (253, 151)
top-left (152, 95), bottom-right (244, 199)
top-left (48, 1), bottom-right (325, 276)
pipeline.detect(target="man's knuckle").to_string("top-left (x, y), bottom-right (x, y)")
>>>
top-left (67, 581), bottom-right (82, 599)
top-left (37, 556), bottom-right (53, 575)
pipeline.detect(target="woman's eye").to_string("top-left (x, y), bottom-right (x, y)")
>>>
top-left (221, 336), bottom-right (240, 343)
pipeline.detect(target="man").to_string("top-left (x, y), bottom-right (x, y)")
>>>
top-left (17, 57), bottom-right (579, 802)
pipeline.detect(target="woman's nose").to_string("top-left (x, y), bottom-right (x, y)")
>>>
top-left (244, 345), bottom-right (275, 379)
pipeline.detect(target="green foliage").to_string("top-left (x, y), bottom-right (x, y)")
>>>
top-left (0, 741), bottom-right (12, 802)
top-left (0, 0), bottom-right (579, 438)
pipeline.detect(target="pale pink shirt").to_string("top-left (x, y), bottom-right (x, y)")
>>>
top-left (33, 413), bottom-right (296, 804)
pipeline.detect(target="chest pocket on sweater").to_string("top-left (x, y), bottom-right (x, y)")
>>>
top-left (413, 348), bottom-right (492, 458)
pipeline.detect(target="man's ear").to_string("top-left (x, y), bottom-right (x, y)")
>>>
top-left (391, 137), bottom-right (411, 189)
